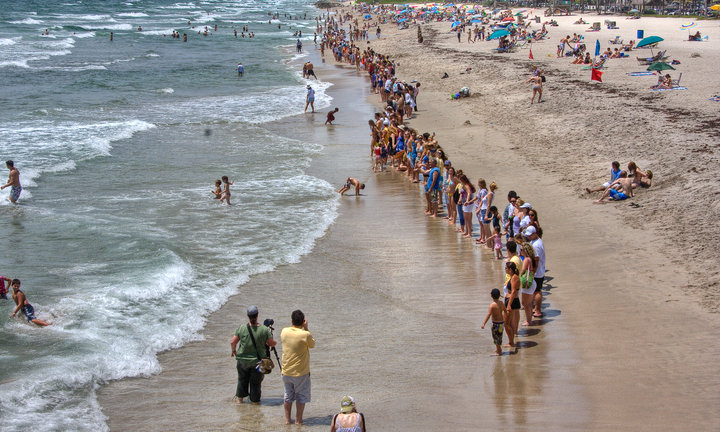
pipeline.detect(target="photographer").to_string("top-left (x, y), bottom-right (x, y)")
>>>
top-left (230, 305), bottom-right (276, 404)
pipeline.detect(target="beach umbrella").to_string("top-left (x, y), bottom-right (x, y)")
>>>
top-left (502, 16), bottom-right (515, 21)
top-left (514, 12), bottom-right (524, 16)
top-left (364, 14), bottom-right (371, 19)
top-left (451, 21), bottom-right (461, 28)
top-left (487, 29), bottom-right (510, 40)
top-left (636, 35), bottom-right (664, 47)
top-left (629, 8), bottom-right (640, 13)
top-left (595, 39), bottom-right (600, 56)
top-left (681, 22), bottom-right (697, 29)
top-left (471, 19), bottom-right (481, 23)
top-left (647, 61), bottom-right (675, 72)
top-left (710, 4), bottom-right (720, 10)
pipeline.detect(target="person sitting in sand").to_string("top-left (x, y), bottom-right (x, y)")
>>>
top-left (594, 171), bottom-right (633, 203)
top-left (689, 31), bottom-right (702, 41)
top-left (586, 161), bottom-right (622, 194)
top-left (610, 48), bottom-right (622, 59)
top-left (338, 178), bottom-right (365, 196)
top-left (621, 40), bottom-right (635, 51)
top-left (638, 170), bottom-right (653, 188)
top-left (651, 74), bottom-right (672, 89)
top-left (574, 17), bottom-right (587, 24)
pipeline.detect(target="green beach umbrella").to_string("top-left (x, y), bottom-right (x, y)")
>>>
top-left (636, 35), bottom-right (664, 48)
top-left (647, 61), bottom-right (675, 72)
top-left (487, 29), bottom-right (510, 40)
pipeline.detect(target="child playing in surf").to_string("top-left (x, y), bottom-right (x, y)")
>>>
top-left (0, 275), bottom-right (11, 300)
top-left (481, 288), bottom-right (507, 356)
top-left (211, 179), bottom-right (222, 199)
top-left (219, 176), bottom-right (234, 205)
top-left (325, 107), bottom-right (339, 125)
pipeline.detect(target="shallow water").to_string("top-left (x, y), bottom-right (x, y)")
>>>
top-left (0, 0), bottom-right (331, 429)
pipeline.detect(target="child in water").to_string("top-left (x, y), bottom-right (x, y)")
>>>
top-left (211, 180), bottom-right (222, 199)
top-left (219, 176), bottom-right (234, 205)
top-left (481, 288), bottom-right (507, 356)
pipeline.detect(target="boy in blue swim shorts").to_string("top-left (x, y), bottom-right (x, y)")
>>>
top-left (594, 171), bottom-right (634, 204)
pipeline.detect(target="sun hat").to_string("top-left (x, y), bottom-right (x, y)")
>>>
top-left (340, 396), bottom-right (356, 413)
top-left (247, 305), bottom-right (259, 316)
top-left (523, 226), bottom-right (537, 237)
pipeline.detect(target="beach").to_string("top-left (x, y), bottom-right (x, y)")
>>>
top-left (100, 9), bottom-right (719, 431)
top-left (2, 1), bottom-right (718, 429)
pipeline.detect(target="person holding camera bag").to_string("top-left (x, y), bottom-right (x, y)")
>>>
top-left (230, 305), bottom-right (276, 404)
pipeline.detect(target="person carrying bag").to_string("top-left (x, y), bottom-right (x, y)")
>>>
top-left (230, 305), bottom-right (276, 403)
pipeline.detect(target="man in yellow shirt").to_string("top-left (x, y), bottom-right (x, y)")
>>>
top-left (281, 309), bottom-right (315, 425)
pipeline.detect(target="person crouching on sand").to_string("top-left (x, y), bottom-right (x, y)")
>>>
top-left (325, 107), bottom-right (339, 125)
top-left (330, 396), bottom-right (366, 432)
top-left (338, 178), bottom-right (364, 196)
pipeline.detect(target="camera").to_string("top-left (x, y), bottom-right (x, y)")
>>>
top-left (263, 318), bottom-right (275, 330)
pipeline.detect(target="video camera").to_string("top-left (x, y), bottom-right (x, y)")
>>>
top-left (263, 318), bottom-right (275, 331)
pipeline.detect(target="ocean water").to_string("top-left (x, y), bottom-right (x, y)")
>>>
top-left (0, 0), bottom-right (332, 430)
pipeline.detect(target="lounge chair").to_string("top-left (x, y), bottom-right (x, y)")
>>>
top-left (609, 36), bottom-right (623, 44)
top-left (637, 50), bottom-right (668, 65)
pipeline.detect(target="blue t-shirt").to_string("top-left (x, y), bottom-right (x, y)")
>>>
top-left (396, 136), bottom-right (405, 152)
top-left (426, 167), bottom-right (441, 191)
top-left (610, 168), bottom-right (622, 181)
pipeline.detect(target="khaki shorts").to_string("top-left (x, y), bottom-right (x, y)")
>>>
top-left (282, 373), bottom-right (311, 404)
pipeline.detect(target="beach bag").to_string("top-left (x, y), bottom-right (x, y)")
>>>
top-left (541, 75), bottom-right (546, 82)
top-left (247, 324), bottom-right (274, 374)
top-left (520, 267), bottom-right (534, 290)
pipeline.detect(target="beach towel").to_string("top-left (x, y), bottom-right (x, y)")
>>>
top-left (627, 72), bottom-right (654, 76)
top-left (708, 95), bottom-right (720, 102)
top-left (651, 87), bottom-right (687, 91)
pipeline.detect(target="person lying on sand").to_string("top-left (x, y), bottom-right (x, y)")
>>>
top-left (595, 171), bottom-right (633, 203)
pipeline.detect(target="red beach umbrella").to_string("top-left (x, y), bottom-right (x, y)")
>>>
top-left (502, 16), bottom-right (515, 21)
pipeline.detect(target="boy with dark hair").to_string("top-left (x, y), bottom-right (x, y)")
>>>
top-left (481, 288), bottom-right (507, 356)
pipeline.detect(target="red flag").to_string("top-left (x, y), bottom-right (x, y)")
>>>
top-left (529, 48), bottom-right (534, 60)
top-left (591, 67), bottom-right (603, 82)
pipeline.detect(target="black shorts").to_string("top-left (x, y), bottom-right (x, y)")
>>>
top-left (534, 277), bottom-right (545, 294)
top-left (504, 296), bottom-right (521, 310)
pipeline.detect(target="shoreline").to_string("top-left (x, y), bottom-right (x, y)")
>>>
top-left (98, 9), bottom-right (720, 431)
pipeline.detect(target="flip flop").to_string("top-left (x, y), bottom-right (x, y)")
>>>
top-left (532, 313), bottom-right (543, 318)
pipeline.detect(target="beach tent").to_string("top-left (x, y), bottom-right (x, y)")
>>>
top-left (487, 29), bottom-right (511, 40)
top-left (636, 35), bottom-right (664, 47)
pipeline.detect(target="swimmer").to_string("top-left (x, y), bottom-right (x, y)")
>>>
top-left (237, 62), bottom-right (244, 76)
top-left (338, 178), bottom-right (365, 196)
top-left (325, 107), bottom-right (339, 125)
top-left (219, 176), bottom-right (234, 205)
top-left (10, 280), bottom-right (51, 327)
top-left (0, 275), bottom-right (10, 300)
top-left (1, 160), bottom-right (21, 203)
top-left (211, 179), bottom-right (222, 199)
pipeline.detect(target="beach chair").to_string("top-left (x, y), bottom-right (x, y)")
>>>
top-left (587, 22), bottom-right (601, 32)
top-left (609, 36), bottom-right (623, 44)
top-left (637, 50), bottom-right (667, 64)
top-left (672, 72), bottom-right (682, 87)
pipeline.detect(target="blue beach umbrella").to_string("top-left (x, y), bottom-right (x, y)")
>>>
top-left (487, 29), bottom-right (510, 40)
top-left (364, 14), bottom-right (371, 19)
top-left (636, 35), bottom-right (664, 47)
top-left (451, 21), bottom-right (461, 28)
top-left (595, 39), bottom-right (600, 56)
top-left (398, 18), bottom-right (407, 22)
top-left (471, 19), bottom-right (481, 23)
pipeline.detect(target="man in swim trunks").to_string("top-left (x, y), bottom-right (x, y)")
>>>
top-left (305, 61), bottom-right (317, 79)
top-left (1, 160), bottom-right (21, 203)
top-left (10, 279), bottom-right (50, 326)
top-left (595, 171), bottom-right (634, 203)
